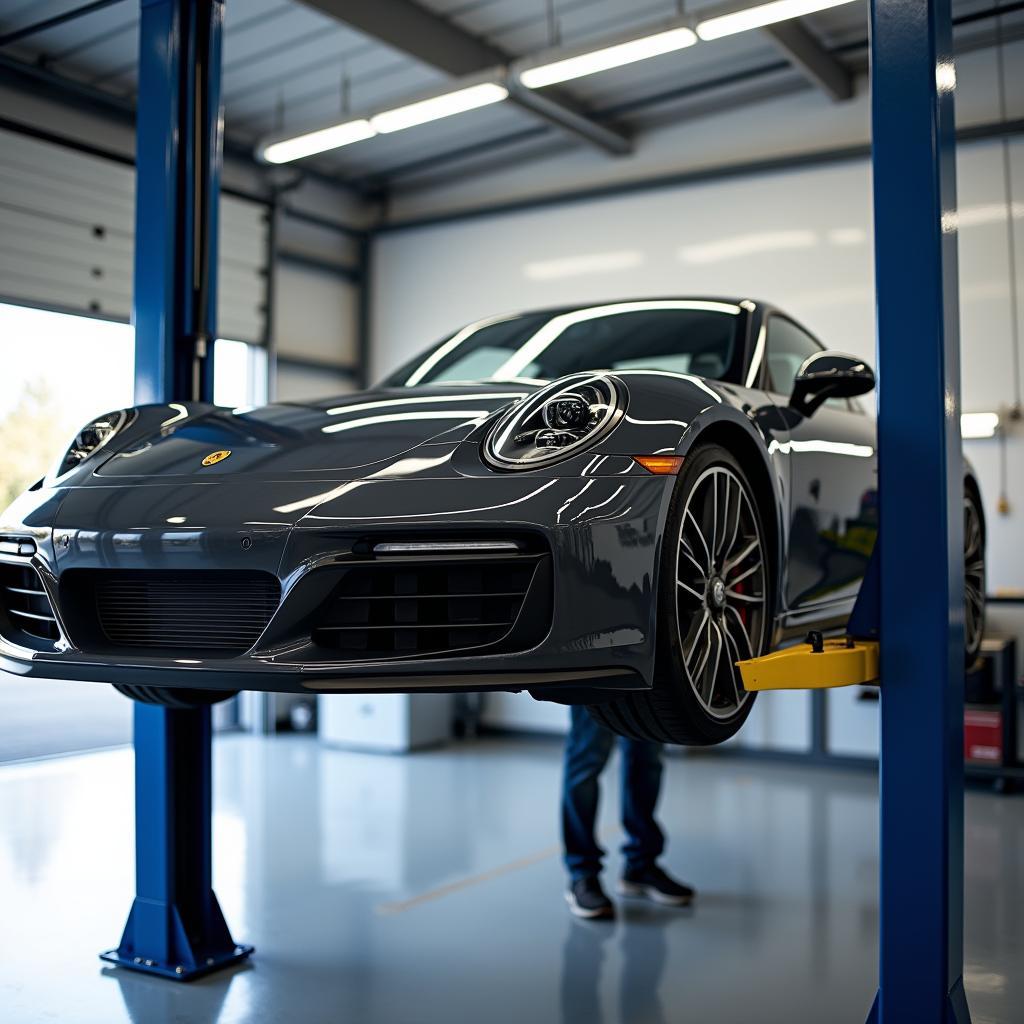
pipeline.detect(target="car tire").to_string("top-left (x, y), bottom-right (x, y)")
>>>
top-left (963, 485), bottom-right (986, 668)
top-left (589, 444), bottom-right (772, 745)
top-left (112, 683), bottom-right (239, 709)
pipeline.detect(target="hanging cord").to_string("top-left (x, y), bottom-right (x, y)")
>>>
top-left (995, 11), bottom-right (1022, 418)
top-left (546, 0), bottom-right (560, 47)
top-left (998, 431), bottom-right (1011, 515)
top-left (340, 61), bottom-right (351, 117)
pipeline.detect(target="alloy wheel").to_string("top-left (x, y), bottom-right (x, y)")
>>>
top-left (675, 465), bottom-right (767, 720)
top-left (964, 491), bottom-right (985, 659)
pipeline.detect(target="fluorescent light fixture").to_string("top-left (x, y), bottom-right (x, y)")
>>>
top-left (261, 119), bottom-right (375, 164)
top-left (519, 26), bottom-right (697, 89)
top-left (961, 412), bottom-right (1000, 439)
top-left (371, 82), bottom-right (508, 133)
top-left (258, 80), bottom-right (507, 163)
top-left (697, 0), bottom-right (858, 41)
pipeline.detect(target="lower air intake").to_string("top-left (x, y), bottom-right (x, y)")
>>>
top-left (312, 551), bottom-right (551, 660)
top-left (0, 563), bottom-right (60, 650)
top-left (77, 569), bottom-right (280, 656)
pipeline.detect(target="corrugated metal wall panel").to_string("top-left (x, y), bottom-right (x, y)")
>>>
top-left (273, 261), bottom-right (358, 367)
top-left (0, 128), bottom-right (268, 343)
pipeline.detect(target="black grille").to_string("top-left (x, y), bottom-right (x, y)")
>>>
top-left (312, 555), bottom-right (549, 659)
top-left (79, 570), bottom-right (280, 656)
top-left (0, 564), bottom-right (60, 649)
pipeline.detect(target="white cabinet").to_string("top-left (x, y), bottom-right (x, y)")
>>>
top-left (318, 693), bottom-right (452, 752)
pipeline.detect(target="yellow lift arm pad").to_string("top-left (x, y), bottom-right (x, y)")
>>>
top-left (737, 639), bottom-right (880, 691)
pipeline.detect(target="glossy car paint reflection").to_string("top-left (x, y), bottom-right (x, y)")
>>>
top-left (0, 298), bottom-right (980, 704)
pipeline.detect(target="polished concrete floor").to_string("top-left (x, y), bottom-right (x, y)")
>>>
top-left (0, 734), bottom-right (1020, 1024)
top-left (0, 674), bottom-right (131, 761)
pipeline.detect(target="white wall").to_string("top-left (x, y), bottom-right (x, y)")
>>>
top-left (272, 263), bottom-right (359, 365)
top-left (373, 156), bottom-right (874, 372)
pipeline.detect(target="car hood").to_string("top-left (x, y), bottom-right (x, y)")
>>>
top-left (94, 385), bottom-right (533, 479)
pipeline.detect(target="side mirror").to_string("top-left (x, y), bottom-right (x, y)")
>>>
top-left (790, 351), bottom-right (875, 417)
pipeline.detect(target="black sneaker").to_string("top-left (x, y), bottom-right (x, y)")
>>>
top-left (618, 865), bottom-right (695, 907)
top-left (566, 876), bottom-right (615, 920)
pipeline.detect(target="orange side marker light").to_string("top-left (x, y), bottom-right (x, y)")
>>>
top-left (633, 455), bottom-right (684, 475)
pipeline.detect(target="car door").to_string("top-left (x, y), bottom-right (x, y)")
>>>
top-left (762, 315), bottom-right (878, 620)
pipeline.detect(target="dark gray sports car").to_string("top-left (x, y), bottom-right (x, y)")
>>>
top-left (0, 298), bottom-right (985, 744)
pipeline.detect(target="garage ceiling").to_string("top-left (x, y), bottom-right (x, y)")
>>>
top-left (0, 0), bottom-right (1018, 195)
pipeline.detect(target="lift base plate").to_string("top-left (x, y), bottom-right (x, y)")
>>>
top-left (100, 943), bottom-right (253, 982)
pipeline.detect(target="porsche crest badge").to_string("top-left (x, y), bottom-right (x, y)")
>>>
top-left (201, 450), bottom-right (231, 467)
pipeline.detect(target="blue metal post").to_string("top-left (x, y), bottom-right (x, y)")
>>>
top-left (868, 0), bottom-right (970, 1020)
top-left (100, 0), bottom-right (251, 981)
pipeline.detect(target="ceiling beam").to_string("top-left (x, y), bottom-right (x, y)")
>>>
top-left (505, 78), bottom-right (632, 156)
top-left (761, 20), bottom-right (854, 102)
top-left (0, 0), bottom-right (127, 49)
top-left (295, 0), bottom-right (631, 156)
top-left (296, 0), bottom-right (504, 76)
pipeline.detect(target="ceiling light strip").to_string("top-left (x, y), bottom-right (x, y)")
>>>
top-left (518, 26), bottom-right (697, 89)
top-left (258, 0), bottom-right (861, 165)
top-left (258, 80), bottom-right (508, 165)
top-left (371, 82), bottom-right (509, 134)
top-left (262, 119), bottom-right (376, 165)
top-left (696, 0), bottom-right (859, 41)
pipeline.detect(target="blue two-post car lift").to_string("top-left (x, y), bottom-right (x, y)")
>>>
top-left (98, 0), bottom-right (252, 981)
top-left (109, 0), bottom-right (973, 1015)
top-left (868, 0), bottom-right (971, 1017)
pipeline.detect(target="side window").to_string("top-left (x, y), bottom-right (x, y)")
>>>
top-left (764, 317), bottom-right (822, 394)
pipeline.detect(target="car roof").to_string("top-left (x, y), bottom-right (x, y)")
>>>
top-left (490, 297), bottom-right (767, 318)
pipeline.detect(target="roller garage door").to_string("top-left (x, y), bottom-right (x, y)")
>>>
top-left (0, 127), bottom-right (268, 343)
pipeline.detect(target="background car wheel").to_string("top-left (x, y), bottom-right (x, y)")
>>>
top-left (964, 485), bottom-right (986, 668)
top-left (590, 444), bottom-right (772, 745)
top-left (112, 684), bottom-right (239, 709)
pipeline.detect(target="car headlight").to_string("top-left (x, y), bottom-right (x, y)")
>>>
top-left (54, 409), bottom-right (134, 478)
top-left (483, 373), bottom-right (624, 469)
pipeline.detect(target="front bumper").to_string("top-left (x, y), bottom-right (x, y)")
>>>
top-left (0, 459), bottom-right (672, 700)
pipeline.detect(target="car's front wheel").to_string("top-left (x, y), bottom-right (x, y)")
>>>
top-left (589, 444), bottom-right (771, 745)
top-left (964, 485), bottom-right (986, 668)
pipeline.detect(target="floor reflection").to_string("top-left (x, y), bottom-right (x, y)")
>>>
top-left (0, 736), bottom-right (1021, 1023)
top-left (106, 964), bottom-right (243, 1024)
top-left (560, 918), bottom-right (613, 1024)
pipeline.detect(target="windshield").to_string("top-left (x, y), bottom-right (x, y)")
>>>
top-left (381, 300), bottom-right (745, 387)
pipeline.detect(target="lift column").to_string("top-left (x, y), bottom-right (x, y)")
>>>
top-left (869, 0), bottom-right (969, 1019)
top-left (100, 0), bottom-right (252, 980)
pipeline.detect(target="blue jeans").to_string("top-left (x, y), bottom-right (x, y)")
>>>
top-left (561, 705), bottom-right (665, 882)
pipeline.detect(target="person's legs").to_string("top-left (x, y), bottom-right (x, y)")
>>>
top-left (618, 738), bottom-right (695, 906)
top-left (562, 705), bottom-right (615, 882)
top-left (618, 737), bottom-right (665, 874)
